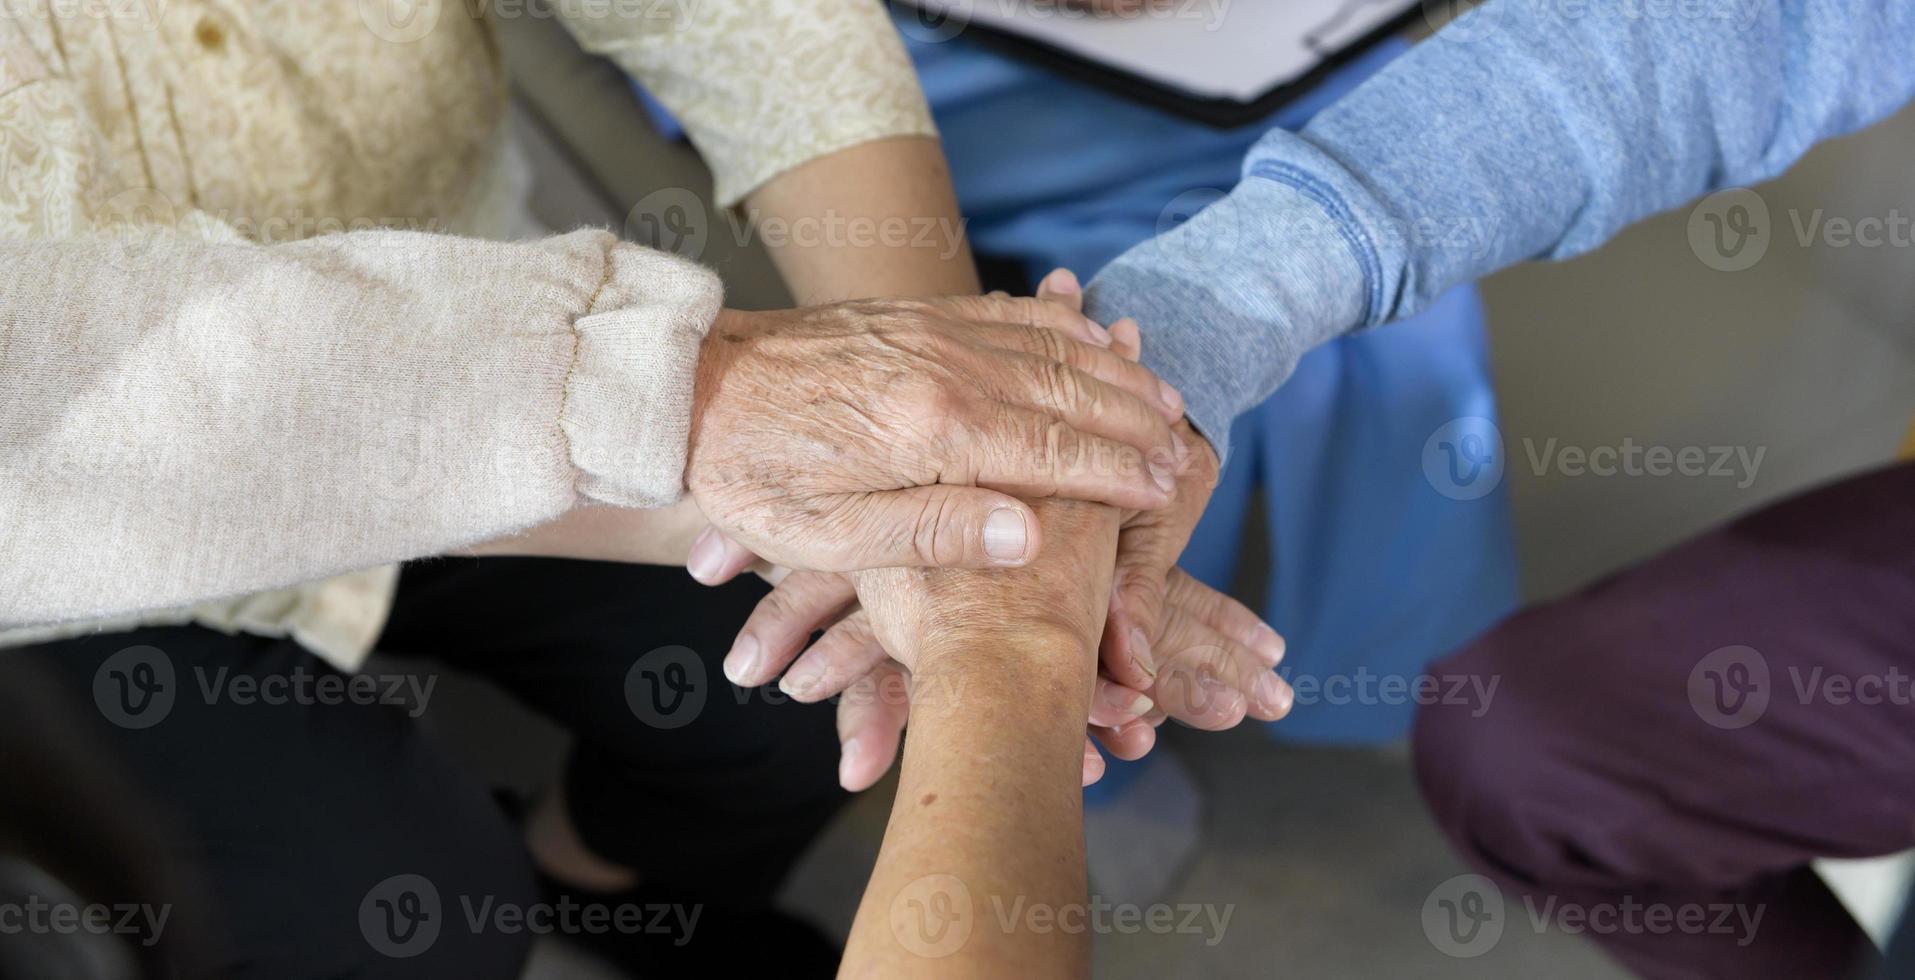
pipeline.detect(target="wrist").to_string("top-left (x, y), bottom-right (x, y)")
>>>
top-left (912, 626), bottom-right (1096, 731)
top-left (688, 308), bottom-right (750, 472)
top-left (914, 622), bottom-right (1094, 681)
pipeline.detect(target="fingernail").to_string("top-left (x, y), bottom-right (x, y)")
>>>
top-left (1148, 456), bottom-right (1176, 495)
top-left (1171, 429), bottom-right (1188, 464)
top-left (1158, 380), bottom-right (1184, 415)
top-left (688, 526), bottom-right (726, 583)
top-left (983, 507), bottom-right (1029, 562)
top-left (1099, 683), bottom-right (1154, 720)
top-left (723, 633), bottom-right (761, 686)
top-left (1041, 267), bottom-right (1080, 296)
top-left (1253, 624), bottom-right (1286, 666)
top-left (838, 737), bottom-right (863, 787)
top-left (1128, 627), bottom-right (1157, 680)
top-left (1254, 670), bottom-right (1293, 715)
top-left (1085, 319), bottom-right (1113, 346)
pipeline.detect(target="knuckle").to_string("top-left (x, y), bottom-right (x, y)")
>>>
top-left (1029, 324), bottom-right (1071, 364)
top-left (758, 585), bottom-right (801, 623)
top-left (995, 295), bottom-right (1038, 327)
top-left (911, 490), bottom-right (963, 566)
top-left (925, 383), bottom-right (966, 419)
top-left (1123, 566), bottom-right (1170, 613)
top-left (1034, 418), bottom-right (1073, 480)
top-left (1039, 360), bottom-right (1085, 410)
top-left (899, 377), bottom-right (959, 420)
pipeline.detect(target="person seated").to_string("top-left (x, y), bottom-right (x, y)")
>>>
top-left (0, 0), bottom-right (1208, 975)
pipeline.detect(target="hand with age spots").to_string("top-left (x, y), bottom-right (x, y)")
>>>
top-left (685, 292), bottom-right (1186, 575)
top-left (695, 270), bottom-right (1295, 790)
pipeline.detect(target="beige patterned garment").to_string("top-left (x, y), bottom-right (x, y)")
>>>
top-left (0, 0), bottom-right (935, 667)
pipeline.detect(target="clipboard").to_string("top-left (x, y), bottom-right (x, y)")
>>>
top-left (890, 0), bottom-right (1423, 129)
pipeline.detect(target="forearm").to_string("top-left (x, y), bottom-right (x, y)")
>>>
top-left (1089, 0), bottom-right (1915, 457)
top-left (841, 502), bottom-right (1116, 979)
top-left (745, 135), bottom-right (978, 303)
top-left (1, 229), bottom-right (717, 626)
top-left (461, 498), bottom-right (710, 565)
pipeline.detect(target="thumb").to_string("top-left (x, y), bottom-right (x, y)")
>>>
top-left (827, 486), bottom-right (1042, 570)
top-left (1099, 521), bottom-right (1177, 688)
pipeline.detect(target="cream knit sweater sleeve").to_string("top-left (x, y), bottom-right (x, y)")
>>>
top-left (0, 222), bottom-right (720, 628)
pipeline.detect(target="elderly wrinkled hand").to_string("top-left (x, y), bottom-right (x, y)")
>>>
top-left (685, 294), bottom-right (1186, 575)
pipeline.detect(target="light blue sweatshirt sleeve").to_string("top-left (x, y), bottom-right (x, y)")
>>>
top-left (1087, 0), bottom-right (1915, 459)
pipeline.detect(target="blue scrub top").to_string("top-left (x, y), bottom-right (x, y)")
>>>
top-left (903, 30), bottom-right (1518, 744)
top-left (631, 29), bottom-right (1519, 744)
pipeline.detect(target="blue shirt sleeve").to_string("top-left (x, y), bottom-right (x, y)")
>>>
top-left (1088, 0), bottom-right (1915, 460)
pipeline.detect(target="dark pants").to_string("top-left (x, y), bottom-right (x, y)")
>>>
top-left (3, 558), bottom-right (843, 979)
top-left (1414, 461), bottom-right (1915, 979)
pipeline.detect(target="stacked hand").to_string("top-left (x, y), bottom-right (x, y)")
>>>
top-left (688, 270), bottom-right (1293, 788)
top-left (687, 293), bottom-right (1186, 571)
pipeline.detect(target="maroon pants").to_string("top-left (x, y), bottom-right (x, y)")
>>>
top-left (1414, 461), bottom-right (1915, 980)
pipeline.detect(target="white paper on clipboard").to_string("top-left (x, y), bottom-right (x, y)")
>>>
top-left (899, 0), bottom-right (1421, 103)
